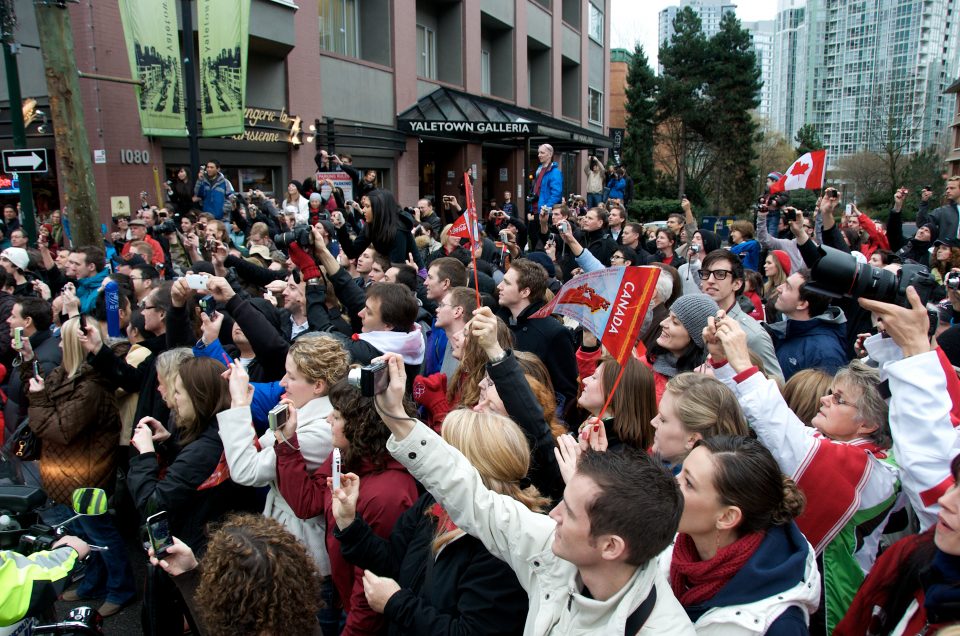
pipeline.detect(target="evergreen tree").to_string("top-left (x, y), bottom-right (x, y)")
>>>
top-left (622, 44), bottom-right (657, 196)
top-left (704, 12), bottom-right (762, 214)
top-left (794, 123), bottom-right (824, 155)
top-left (657, 7), bottom-right (710, 200)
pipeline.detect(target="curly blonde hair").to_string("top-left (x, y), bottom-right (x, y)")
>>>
top-left (197, 514), bottom-right (322, 636)
top-left (288, 334), bottom-right (349, 390)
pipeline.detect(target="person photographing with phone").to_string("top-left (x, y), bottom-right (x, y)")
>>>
top-left (274, 374), bottom-right (418, 636)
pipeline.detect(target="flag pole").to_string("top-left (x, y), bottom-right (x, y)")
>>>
top-left (464, 171), bottom-right (482, 308)
top-left (595, 354), bottom-right (629, 422)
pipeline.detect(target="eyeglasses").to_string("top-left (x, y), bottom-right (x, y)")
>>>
top-left (138, 303), bottom-right (157, 310)
top-left (803, 224), bottom-right (814, 231)
top-left (826, 389), bottom-right (857, 408)
top-left (610, 254), bottom-right (625, 261)
top-left (698, 269), bottom-right (733, 281)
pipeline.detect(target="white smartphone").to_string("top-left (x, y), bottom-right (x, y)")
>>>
top-left (185, 274), bottom-right (209, 290)
top-left (332, 448), bottom-right (342, 491)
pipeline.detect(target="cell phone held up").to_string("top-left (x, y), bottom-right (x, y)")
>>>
top-left (332, 448), bottom-right (342, 491)
top-left (146, 511), bottom-right (175, 558)
top-left (268, 403), bottom-right (289, 432)
top-left (198, 294), bottom-right (216, 317)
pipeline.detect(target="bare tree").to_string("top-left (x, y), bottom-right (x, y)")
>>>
top-left (865, 81), bottom-right (926, 197)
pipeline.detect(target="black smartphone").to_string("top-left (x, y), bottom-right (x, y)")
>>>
top-left (146, 511), bottom-right (174, 557)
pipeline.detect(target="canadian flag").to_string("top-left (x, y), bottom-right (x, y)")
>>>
top-left (770, 150), bottom-right (827, 193)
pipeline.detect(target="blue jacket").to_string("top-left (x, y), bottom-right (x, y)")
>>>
top-left (423, 319), bottom-right (448, 377)
top-left (193, 172), bottom-right (234, 220)
top-left (730, 238), bottom-right (761, 272)
top-left (535, 162), bottom-right (562, 212)
top-left (682, 523), bottom-right (814, 634)
top-left (606, 176), bottom-right (626, 200)
top-left (76, 268), bottom-right (109, 314)
top-left (767, 307), bottom-right (848, 380)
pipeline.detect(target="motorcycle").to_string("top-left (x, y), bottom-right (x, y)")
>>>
top-left (0, 485), bottom-right (109, 636)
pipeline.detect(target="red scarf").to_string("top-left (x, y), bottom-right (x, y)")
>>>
top-left (669, 531), bottom-right (765, 606)
top-left (430, 502), bottom-right (458, 534)
top-left (533, 163), bottom-right (552, 196)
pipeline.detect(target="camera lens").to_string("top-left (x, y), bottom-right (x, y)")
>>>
top-left (346, 367), bottom-right (362, 389)
top-left (809, 244), bottom-right (935, 307)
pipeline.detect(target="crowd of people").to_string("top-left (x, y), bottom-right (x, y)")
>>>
top-left (2, 144), bottom-right (960, 636)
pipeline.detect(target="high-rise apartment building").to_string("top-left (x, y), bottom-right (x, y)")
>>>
top-left (770, 0), bottom-right (959, 166)
top-left (743, 20), bottom-right (775, 125)
top-left (658, 0), bottom-right (737, 71)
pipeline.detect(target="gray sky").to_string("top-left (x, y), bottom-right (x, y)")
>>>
top-left (610, 0), bottom-right (776, 68)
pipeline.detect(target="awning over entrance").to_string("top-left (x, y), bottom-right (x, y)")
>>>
top-left (398, 87), bottom-right (612, 151)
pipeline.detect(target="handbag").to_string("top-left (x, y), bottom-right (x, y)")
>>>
top-left (6, 417), bottom-right (41, 461)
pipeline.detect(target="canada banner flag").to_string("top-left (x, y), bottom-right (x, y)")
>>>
top-left (770, 149), bottom-right (827, 193)
top-left (531, 266), bottom-right (661, 364)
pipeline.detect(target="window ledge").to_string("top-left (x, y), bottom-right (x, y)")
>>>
top-left (320, 51), bottom-right (394, 73)
top-left (265, 0), bottom-right (298, 9)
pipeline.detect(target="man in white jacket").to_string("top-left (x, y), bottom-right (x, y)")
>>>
top-left (371, 351), bottom-right (695, 635)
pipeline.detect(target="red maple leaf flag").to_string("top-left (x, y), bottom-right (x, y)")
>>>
top-left (770, 150), bottom-right (827, 193)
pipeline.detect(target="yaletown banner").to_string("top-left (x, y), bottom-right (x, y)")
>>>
top-left (198, 0), bottom-right (250, 136)
top-left (118, 0), bottom-right (187, 136)
top-left (400, 120), bottom-right (539, 136)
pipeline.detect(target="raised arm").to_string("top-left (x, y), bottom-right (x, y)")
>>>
top-left (377, 353), bottom-right (555, 590)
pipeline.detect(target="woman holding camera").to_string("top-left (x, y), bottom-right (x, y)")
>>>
top-left (26, 317), bottom-right (136, 615)
top-left (275, 377), bottom-right (418, 636)
top-left (331, 408), bottom-right (541, 635)
top-left (333, 189), bottom-right (424, 268)
top-left (218, 335), bottom-right (349, 576)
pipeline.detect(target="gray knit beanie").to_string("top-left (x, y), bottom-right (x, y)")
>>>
top-left (670, 294), bottom-right (720, 349)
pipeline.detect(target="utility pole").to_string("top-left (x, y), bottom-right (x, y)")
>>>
top-left (180, 0), bottom-right (200, 178)
top-left (34, 0), bottom-right (99, 248)
top-left (0, 0), bottom-right (37, 243)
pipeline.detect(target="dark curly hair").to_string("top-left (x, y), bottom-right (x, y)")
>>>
top-left (196, 514), bottom-right (322, 636)
top-left (329, 377), bottom-right (416, 472)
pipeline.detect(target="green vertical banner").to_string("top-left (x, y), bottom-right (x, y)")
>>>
top-left (117, 0), bottom-right (187, 136)
top-left (197, 0), bottom-right (249, 137)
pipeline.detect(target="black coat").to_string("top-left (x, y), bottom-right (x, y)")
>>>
top-left (336, 493), bottom-right (527, 636)
top-left (3, 328), bottom-right (61, 441)
top-left (126, 420), bottom-right (257, 554)
top-left (497, 301), bottom-right (578, 417)
top-left (486, 350), bottom-right (563, 502)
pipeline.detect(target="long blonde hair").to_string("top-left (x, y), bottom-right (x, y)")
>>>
top-left (431, 409), bottom-right (549, 551)
top-left (60, 317), bottom-right (84, 379)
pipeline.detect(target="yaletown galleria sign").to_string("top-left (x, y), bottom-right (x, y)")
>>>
top-left (401, 120), bottom-right (538, 136)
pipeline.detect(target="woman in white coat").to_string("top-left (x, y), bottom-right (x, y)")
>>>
top-left (217, 334), bottom-right (349, 574)
top-left (662, 435), bottom-right (820, 635)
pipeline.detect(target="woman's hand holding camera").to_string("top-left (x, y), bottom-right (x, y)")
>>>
top-left (149, 537), bottom-right (197, 577)
top-left (376, 353), bottom-right (414, 440)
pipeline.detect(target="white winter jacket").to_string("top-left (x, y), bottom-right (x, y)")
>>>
top-left (657, 534), bottom-right (820, 635)
top-left (217, 397), bottom-right (334, 574)
top-left (387, 420), bottom-right (696, 636)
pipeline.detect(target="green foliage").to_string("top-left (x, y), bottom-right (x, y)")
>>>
top-left (794, 124), bottom-right (824, 156)
top-left (703, 12), bottom-right (762, 215)
top-left (626, 198), bottom-right (685, 223)
top-left (622, 44), bottom-right (657, 194)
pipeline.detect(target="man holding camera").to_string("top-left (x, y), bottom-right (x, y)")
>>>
top-left (193, 160), bottom-right (234, 221)
top-left (917, 176), bottom-right (960, 242)
top-left (121, 219), bottom-right (165, 267)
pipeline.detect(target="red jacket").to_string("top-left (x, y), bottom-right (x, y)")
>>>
top-left (275, 438), bottom-right (417, 636)
top-left (121, 234), bottom-right (165, 266)
top-left (856, 212), bottom-right (890, 260)
top-left (834, 530), bottom-right (933, 636)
